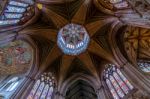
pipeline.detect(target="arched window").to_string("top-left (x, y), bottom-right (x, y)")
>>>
top-left (103, 64), bottom-right (134, 99)
top-left (27, 72), bottom-right (55, 99)
top-left (0, 0), bottom-right (34, 26)
top-left (0, 77), bottom-right (20, 92)
top-left (109, 0), bottom-right (128, 8)
top-left (138, 60), bottom-right (150, 73)
top-left (0, 76), bottom-right (23, 99)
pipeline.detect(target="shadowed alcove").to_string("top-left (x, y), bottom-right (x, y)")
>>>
top-left (66, 80), bottom-right (97, 99)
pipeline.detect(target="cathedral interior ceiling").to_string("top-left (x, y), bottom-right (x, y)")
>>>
top-left (0, 0), bottom-right (149, 84)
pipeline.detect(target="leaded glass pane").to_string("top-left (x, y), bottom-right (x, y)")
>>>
top-left (28, 80), bottom-right (41, 98)
top-left (114, 1), bottom-right (128, 8)
top-left (6, 6), bottom-right (26, 13)
top-left (8, 81), bottom-right (19, 91)
top-left (5, 83), bottom-right (15, 92)
top-left (9, 1), bottom-right (28, 7)
top-left (0, 0), bottom-right (34, 26)
top-left (47, 87), bottom-right (53, 99)
top-left (40, 84), bottom-right (49, 98)
top-left (104, 64), bottom-right (134, 99)
top-left (138, 61), bottom-right (150, 72)
top-left (110, 76), bottom-right (124, 98)
top-left (5, 13), bottom-right (23, 19)
top-left (110, 0), bottom-right (122, 3)
top-left (34, 82), bottom-right (45, 98)
top-left (117, 69), bottom-right (133, 90)
top-left (106, 79), bottom-right (119, 99)
top-left (113, 72), bottom-right (129, 94)
top-left (27, 72), bottom-right (55, 99)
top-left (1, 77), bottom-right (19, 91)
top-left (0, 20), bottom-right (19, 25)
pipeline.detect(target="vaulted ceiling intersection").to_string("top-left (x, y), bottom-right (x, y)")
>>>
top-left (17, 0), bottom-right (121, 88)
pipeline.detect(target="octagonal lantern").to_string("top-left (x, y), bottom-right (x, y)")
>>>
top-left (57, 23), bottom-right (90, 55)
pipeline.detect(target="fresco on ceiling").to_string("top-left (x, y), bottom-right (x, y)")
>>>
top-left (0, 40), bottom-right (32, 67)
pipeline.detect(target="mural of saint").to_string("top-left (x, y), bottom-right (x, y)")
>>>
top-left (0, 40), bottom-right (32, 67)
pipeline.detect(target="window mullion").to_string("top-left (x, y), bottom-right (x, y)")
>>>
top-left (107, 78), bottom-right (120, 99)
top-left (116, 71), bottom-right (130, 94)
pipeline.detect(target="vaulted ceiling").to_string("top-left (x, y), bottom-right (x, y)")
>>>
top-left (66, 80), bottom-right (97, 99)
top-left (0, 0), bottom-right (150, 97)
top-left (18, 0), bottom-right (118, 80)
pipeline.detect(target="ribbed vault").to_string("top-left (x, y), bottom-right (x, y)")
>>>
top-left (0, 0), bottom-right (149, 81)
top-left (116, 26), bottom-right (150, 64)
top-left (66, 80), bottom-right (97, 99)
top-left (0, 0), bottom-right (150, 98)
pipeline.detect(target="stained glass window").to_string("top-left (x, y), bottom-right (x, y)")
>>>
top-left (0, 77), bottom-right (21, 92)
top-left (0, 40), bottom-right (33, 67)
top-left (138, 60), bottom-right (150, 73)
top-left (57, 23), bottom-right (90, 55)
top-left (0, 76), bottom-right (24, 99)
top-left (0, 0), bottom-right (34, 26)
top-left (27, 72), bottom-right (55, 99)
top-left (109, 0), bottom-right (128, 8)
top-left (103, 64), bottom-right (134, 99)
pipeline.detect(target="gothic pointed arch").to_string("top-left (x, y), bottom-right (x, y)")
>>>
top-left (60, 74), bottom-right (100, 99)
top-left (102, 64), bottom-right (134, 99)
top-left (27, 72), bottom-right (56, 99)
top-left (66, 80), bottom-right (98, 99)
top-left (109, 22), bottom-right (150, 97)
top-left (0, 34), bottom-right (39, 99)
top-left (116, 26), bottom-right (150, 74)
